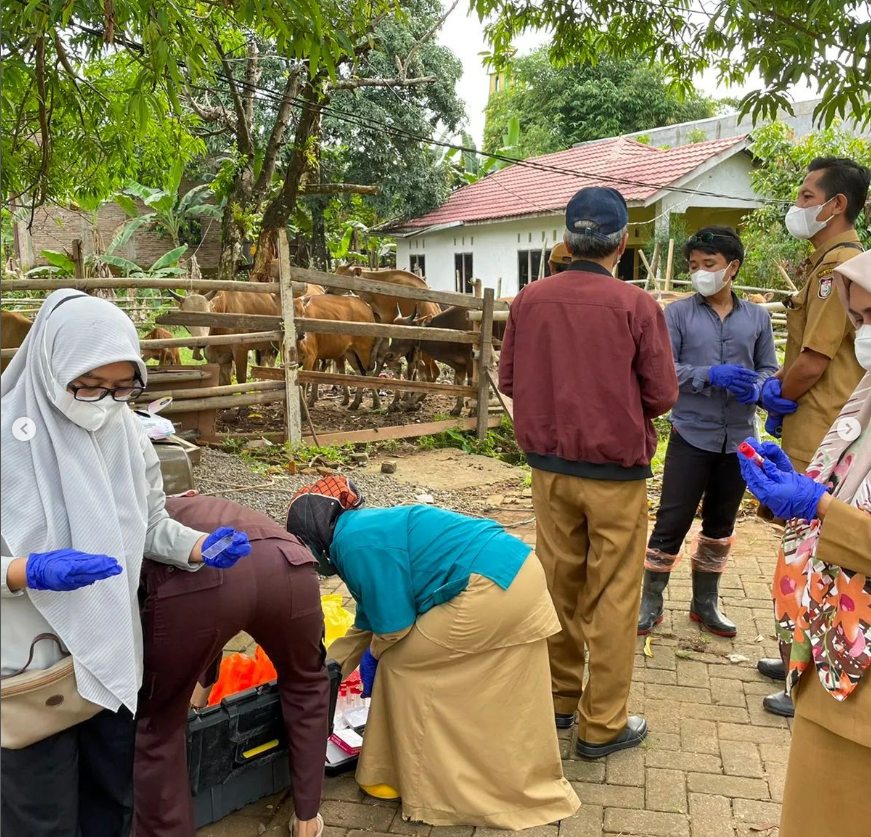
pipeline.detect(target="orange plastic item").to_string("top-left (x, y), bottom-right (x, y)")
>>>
top-left (207, 646), bottom-right (278, 706)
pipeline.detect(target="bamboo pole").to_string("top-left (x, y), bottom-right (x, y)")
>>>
top-left (467, 309), bottom-right (509, 322)
top-left (476, 288), bottom-right (495, 441)
top-left (473, 278), bottom-right (482, 299)
top-left (139, 380), bottom-right (283, 401)
top-left (1, 277), bottom-right (280, 294)
top-left (141, 330), bottom-right (283, 349)
top-left (289, 266), bottom-right (498, 311)
top-left (160, 389), bottom-right (287, 414)
top-left (664, 239), bottom-right (675, 291)
top-left (278, 230), bottom-right (302, 444)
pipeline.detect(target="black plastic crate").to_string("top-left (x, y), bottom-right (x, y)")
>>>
top-left (188, 658), bottom-right (342, 828)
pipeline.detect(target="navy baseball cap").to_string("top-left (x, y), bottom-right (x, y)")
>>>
top-left (565, 187), bottom-right (629, 240)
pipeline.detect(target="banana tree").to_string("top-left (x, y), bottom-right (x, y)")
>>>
top-left (117, 159), bottom-right (222, 248)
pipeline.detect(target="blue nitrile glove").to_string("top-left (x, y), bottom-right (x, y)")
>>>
top-left (360, 647), bottom-right (379, 699)
top-left (764, 413), bottom-right (784, 438)
top-left (735, 382), bottom-right (762, 405)
top-left (737, 438), bottom-right (828, 521)
top-left (709, 365), bottom-right (759, 396)
top-left (201, 527), bottom-right (251, 569)
top-left (761, 377), bottom-right (799, 415)
top-left (26, 549), bottom-right (123, 592)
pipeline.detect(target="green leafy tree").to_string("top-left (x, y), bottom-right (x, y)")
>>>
top-left (741, 121), bottom-right (871, 289)
top-left (1, 50), bottom-right (203, 212)
top-left (472, 0), bottom-right (871, 129)
top-left (483, 50), bottom-right (716, 157)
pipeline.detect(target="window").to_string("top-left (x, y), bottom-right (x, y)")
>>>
top-left (410, 254), bottom-right (426, 277)
top-left (518, 249), bottom-right (552, 288)
top-left (454, 253), bottom-right (473, 293)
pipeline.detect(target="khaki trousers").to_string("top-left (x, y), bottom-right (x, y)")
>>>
top-left (531, 468), bottom-right (648, 744)
top-left (356, 555), bottom-right (579, 829)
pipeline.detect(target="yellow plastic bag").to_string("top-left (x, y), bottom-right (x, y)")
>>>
top-left (321, 595), bottom-right (354, 648)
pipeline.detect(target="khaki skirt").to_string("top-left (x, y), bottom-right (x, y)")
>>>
top-left (356, 553), bottom-right (580, 829)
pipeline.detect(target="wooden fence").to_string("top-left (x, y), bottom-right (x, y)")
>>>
top-left (1, 236), bottom-right (507, 444)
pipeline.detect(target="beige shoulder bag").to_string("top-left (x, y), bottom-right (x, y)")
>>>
top-left (1, 633), bottom-right (102, 750)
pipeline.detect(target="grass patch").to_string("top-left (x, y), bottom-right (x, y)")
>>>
top-left (416, 415), bottom-right (525, 465)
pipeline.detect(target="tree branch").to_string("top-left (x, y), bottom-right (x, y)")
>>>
top-left (328, 76), bottom-right (438, 90)
top-left (299, 183), bottom-right (380, 195)
top-left (183, 88), bottom-right (236, 130)
top-left (401, 0), bottom-right (459, 79)
top-left (214, 38), bottom-right (254, 156)
top-left (254, 69), bottom-right (302, 196)
top-left (243, 40), bottom-right (261, 130)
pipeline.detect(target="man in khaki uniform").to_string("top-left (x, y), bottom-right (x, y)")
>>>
top-left (757, 156), bottom-right (869, 717)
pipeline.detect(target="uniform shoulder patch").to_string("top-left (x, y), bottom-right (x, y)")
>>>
top-left (818, 275), bottom-right (833, 299)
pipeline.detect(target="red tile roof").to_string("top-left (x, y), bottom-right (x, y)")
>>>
top-left (403, 136), bottom-right (748, 228)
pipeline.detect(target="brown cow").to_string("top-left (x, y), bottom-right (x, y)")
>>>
top-left (167, 289), bottom-right (216, 361)
top-left (141, 327), bottom-right (181, 366)
top-left (205, 291), bottom-right (282, 386)
top-left (1, 310), bottom-right (32, 373)
top-left (387, 306), bottom-right (473, 416)
top-left (334, 265), bottom-right (435, 323)
top-left (294, 294), bottom-right (381, 411)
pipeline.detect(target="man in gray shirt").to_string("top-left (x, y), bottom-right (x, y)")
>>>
top-left (638, 227), bottom-right (779, 637)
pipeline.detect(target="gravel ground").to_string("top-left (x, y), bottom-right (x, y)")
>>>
top-left (192, 448), bottom-right (476, 525)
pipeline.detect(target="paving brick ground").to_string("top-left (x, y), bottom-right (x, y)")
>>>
top-left (197, 499), bottom-right (789, 837)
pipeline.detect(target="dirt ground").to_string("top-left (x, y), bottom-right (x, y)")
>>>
top-left (216, 384), bottom-right (469, 437)
top-left (194, 447), bottom-right (790, 837)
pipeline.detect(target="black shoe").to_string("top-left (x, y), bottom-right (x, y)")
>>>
top-left (637, 569), bottom-right (670, 635)
top-left (690, 571), bottom-right (737, 637)
top-left (576, 716), bottom-right (648, 759)
top-left (555, 712), bottom-right (575, 730)
top-left (757, 658), bottom-right (786, 681)
top-left (762, 691), bottom-right (794, 718)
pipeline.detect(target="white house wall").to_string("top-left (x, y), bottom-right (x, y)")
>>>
top-left (658, 152), bottom-right (760, 221)
top-left (397, 215), bottom-right (565, 296)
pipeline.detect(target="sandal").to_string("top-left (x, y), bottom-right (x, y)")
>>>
top-left (289, 813), bottom-right (324, 837)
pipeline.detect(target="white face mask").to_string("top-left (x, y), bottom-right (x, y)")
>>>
top-left (52, 380), bottom-right (125, 431)
top-left (785, 198), bottom-right (833, 240)
top-left (855, 325), bottom-right (871, 372)
top-left (690, 266), bottom-right (730, 297)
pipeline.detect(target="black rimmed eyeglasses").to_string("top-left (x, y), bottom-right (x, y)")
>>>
top-left (67, 383), bottom-right (144, 403)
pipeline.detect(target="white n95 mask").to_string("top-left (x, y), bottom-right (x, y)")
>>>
top-left (52, 382), bottom-right (125, 432)
top-left (785, 199), bottom-right (833, 240)
top-left (855, 325), bottom-right (871, 372)
top-left (691, 268), bottom-right (729, 297)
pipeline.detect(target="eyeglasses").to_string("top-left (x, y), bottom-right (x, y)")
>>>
top-left (67, 384), bottom-right (144, 403)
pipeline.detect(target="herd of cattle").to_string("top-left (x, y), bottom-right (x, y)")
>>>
top-left (0, 269), bottom-right (775, 419)
top-left (145, 264), bottom-right (490, 416)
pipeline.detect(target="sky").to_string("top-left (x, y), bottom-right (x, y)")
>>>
top-left (436, 5), bottom-right (816, 147)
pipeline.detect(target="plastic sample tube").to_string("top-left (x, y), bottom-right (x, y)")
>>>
top-left (201, 533), bottom-right (236, 562)
top-left (738, 442), bottom-right (764, 468)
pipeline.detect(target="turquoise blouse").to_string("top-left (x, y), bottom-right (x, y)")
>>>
top-left (331, 505), bottom-right (531, 634)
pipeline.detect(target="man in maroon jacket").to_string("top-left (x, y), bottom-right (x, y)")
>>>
top-left (499, 186), bottom-right (678, 758)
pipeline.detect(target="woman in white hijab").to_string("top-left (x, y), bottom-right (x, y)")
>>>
top-left (1, 290), bottom-right (251, 837)
top-left (738, 249), bottom-right (871, 837)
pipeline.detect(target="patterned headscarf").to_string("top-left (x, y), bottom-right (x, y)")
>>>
top-left (285, 477), bottom-right (363, 575)
top-left (774, 250), bottom-right (871, 702)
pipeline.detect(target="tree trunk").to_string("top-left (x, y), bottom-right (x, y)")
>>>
top-left (218, 163), bottom-right (256, 282)
top-left (310, 201), bottom-right (329, 271)
top-left (253, 84), bottom-right (324, 281)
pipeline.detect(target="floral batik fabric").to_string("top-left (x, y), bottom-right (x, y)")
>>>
top-left (773, 376), bottom-right (871, 702)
